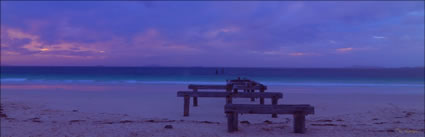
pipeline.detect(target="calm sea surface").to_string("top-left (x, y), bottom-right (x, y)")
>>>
top-left (1, 66), bottom-right (424, 87)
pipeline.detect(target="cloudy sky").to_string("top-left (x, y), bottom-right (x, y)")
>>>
top-left (1, 1), bottom-right (424, 67)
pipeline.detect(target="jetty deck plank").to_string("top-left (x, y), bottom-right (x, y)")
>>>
top-left (225, 104), bottom-right (314, 114)
top-left (177, 91), bottom-right (282, 98)
top-left (188, 84), bottom-right (228, 90)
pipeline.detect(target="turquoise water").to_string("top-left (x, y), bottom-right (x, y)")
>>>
top-left (1, 66), bottom-right (424, 87)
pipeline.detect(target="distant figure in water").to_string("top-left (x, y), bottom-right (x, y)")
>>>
top-left (216, 69), bottom-right (219, 75)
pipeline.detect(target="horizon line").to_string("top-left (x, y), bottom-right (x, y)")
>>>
top-left (1, 65), bottom-right (424, 69)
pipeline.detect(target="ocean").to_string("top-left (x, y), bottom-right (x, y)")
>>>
top-left (1, 66), bottom-right (424, 87)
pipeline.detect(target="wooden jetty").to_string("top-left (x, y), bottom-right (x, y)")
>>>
top-left (176, 78), bottom-right (315, 133)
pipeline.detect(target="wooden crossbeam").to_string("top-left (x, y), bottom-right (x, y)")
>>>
top-left (188, 84), bottom-right (266, 90)
top-left (188, 84), bottom-right (228, 90)
top-left (177, 91), bottom-right (282, 98)
top-left (225, 104), bottom-right (314, 114)
top-left (232, 85), bottom-right (267, 90)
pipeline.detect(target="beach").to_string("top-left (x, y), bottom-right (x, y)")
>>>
top-left (1, 83), bottom-right (423, 137)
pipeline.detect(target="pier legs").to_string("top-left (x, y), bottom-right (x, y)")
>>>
top-left (193, 89), bottom-right (198, 106)
top-left (226, 95), bottom-right (232, 104)
top-left (184, 95), bottom-right (190, 116)
top-left (293, 112), bottom-right (306, 133)
top-left (227, 112), bottom-right (238, 132)
top-left (250, 90), bottom-right (255, 101)
top-left (260, 89), bottom-right (265, 104)
top-left (272, 97), bottom-right (278, 118)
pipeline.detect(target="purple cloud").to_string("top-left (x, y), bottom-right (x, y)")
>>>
top-left (1, 1), bottom-right (423, 67)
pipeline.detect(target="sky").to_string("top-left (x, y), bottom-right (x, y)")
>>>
top-left (1, 1), bottom-right (424, 68)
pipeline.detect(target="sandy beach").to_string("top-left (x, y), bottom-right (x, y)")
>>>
top-left (1, 83), bottom-right (423, 137)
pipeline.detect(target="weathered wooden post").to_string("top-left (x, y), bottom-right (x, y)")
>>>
top-left (243, 84), bottom-right (248, 93)
top-left (184, 95), bottom-right (190, 116)
top-left (233, 112), bottom-right (238, 131)
top-left (226, 84), bottom-right (233, 104)
top-left (226, 112), bottom-right (233, 132)
top-left (226, 84), bottom-right (233, 92)
top-left (226, 95), bottom-right (232, 104)
top-left (193, 88), bottom-right (198, 107)
top-left (272, 96), bottom-right (278, 118)
top-left (260, 86), bottom-right (265, 104)
top-left (250, 89), bottom-right (255, 101)
top-left (293, 112), bottom-right (306, 133)
top-left (227, 112), bottom-right (238, 132)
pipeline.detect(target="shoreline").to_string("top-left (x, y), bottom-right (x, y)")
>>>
top-left (1, 81), bottom-right (424, 88)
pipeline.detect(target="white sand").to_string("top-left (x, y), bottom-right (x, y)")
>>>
top-left (1, 83), bottom-right (424, 137)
